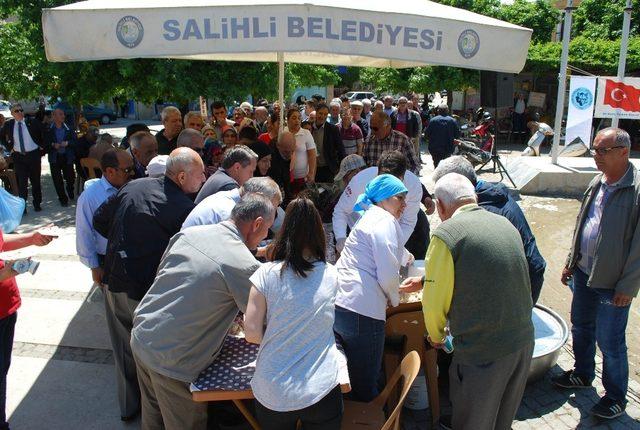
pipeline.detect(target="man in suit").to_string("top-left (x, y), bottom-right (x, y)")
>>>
top-left (0, 103), bottom-right (45, 212)
top-left (44, 108), bottom-right (77, 206)
top-left (312, 103), bottom-right (345, 183)
top-left (93, 147), bottom-right (204, 421)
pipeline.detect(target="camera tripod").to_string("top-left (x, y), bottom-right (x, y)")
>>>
top-left (476, 135), bottom-right (517, 188)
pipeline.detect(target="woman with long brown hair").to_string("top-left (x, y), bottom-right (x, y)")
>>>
top-left (245, 198), bottom-right (343, 429)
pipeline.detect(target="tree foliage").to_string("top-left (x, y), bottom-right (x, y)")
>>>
top-left (0, 0), bottom-right (637, 103)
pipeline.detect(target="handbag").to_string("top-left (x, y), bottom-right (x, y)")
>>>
top-left (0, 186), bottom-right (25, 232)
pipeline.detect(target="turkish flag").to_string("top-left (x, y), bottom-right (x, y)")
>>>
top-left (603, 79), bottom-right (640, 112)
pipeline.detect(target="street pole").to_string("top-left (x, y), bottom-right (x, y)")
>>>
top-left (278, 52), bottom-right (285, 132)
top-left (612, 0), bottom-right (633, 129)
top-left (551, 0), bottom-right (574, 164)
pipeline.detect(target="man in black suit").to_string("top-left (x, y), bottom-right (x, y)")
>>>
top-left (1, 104), bottom-right (45, 211)
top-left (312, 103), bottom-right (345, 183)
top-left (44, 108), bottom-right (77, 206)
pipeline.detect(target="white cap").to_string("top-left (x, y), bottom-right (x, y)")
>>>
top-left (240, 101), bottom-right (253, 111)
top-left (147, 155), bottom-right (168, 178)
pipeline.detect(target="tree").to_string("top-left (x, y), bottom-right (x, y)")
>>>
top-left (0, 1), bottom-right (341, 105)
top-left (499, 0), bottom-right (560, 43)
top-left (572, 0), bottom-right (640, 41)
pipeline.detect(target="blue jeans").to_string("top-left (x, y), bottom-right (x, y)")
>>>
top-left (571, 268), bottom-right (630, 403)
top-left (333, 306), bottom-right (385, 402)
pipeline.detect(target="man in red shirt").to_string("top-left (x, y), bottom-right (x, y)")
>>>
top-left (0, 228), bottom-right (55, 430)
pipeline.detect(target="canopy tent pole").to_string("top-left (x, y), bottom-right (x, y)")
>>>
top-left (551, 0), bottom-right (574, 164)
top-left (278, 52), bottom-right (285, 132)
top-left (612, 0), bottom-right (632, 129)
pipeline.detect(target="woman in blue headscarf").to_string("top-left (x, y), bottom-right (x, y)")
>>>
top-left (333, 174), bottom-right (412, 402)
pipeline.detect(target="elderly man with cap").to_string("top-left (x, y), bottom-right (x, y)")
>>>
top-left (131, 195), bottom-right (275, 429)
top-left (421, 172), bottom-right (533, 430)
top-left (333, 150), bottom-right (431, 259)
top-left (334, 154), bottom-right (366, 189)
top-left (147, 155), bottom-right (169, 178)
top-left (93, 147), bottom-right (205, 421)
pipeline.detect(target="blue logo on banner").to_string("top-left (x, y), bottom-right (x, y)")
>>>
top-left (571, 87), bottom-right (593, 110)
top-left (117, 16), bottom-right (144, 48)
top-left (458, 29), bottom-right (480, 59)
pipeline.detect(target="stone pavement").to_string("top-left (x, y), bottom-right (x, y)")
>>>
top-left (3, 144), bottom-right (640, 429)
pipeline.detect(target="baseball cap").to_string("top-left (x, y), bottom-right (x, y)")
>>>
top-left (147, 155), bottom-right (168, 178)
top-left (334, 154), bottom-right (366, 181)
top-left (350, 100), bottom-right (363, 108)
top-left (240, 101), bottom-right (253, 111)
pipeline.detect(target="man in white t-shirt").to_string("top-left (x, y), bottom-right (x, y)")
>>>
top-left (333, 151), bottom-right (431, 256)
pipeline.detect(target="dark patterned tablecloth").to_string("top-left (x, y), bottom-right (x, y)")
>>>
top-left (191, 336), bottom-right (258, 393)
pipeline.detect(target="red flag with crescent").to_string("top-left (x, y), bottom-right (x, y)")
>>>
top-left (603, 79), bottom-right (640, 112)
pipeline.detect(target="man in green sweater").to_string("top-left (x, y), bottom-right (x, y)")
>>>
top-left (423, 172), bottom-right (534, 430)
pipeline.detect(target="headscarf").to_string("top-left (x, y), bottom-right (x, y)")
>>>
top-left (353, 174), bottom-right (408, 212)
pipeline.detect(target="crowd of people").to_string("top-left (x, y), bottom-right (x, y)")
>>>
top-left (0, 89), bottom-right (637, 430)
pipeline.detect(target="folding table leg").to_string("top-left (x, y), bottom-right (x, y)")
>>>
top-left (423, 347), bottom-right (440, 425)
top-left (232, 399), bottom-right (261, 430)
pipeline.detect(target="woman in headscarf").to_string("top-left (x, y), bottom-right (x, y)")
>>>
top-left (248, 140), bottom-right (272, 177)
top-left (333, 174), bottom-right (411, 402)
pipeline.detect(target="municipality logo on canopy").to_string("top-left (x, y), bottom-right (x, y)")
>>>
top-left (117, 16), bottom-right (144, 48)
top-left (571, 87), bottom-right (593, 110)
top-left (458, 29), bottom-right (480, 59)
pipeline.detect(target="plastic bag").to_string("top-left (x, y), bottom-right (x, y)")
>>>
top-left (0, 187), bottom-right (25, 233)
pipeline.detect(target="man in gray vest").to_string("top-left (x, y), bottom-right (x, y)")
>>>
top-left (422, 173), bottom-right (534, 430)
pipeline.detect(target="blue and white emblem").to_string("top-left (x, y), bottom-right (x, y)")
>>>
top-left (571, 87), bottom-right (593, 110)
top-left (116, 16), bottom-right (144, 49)
top-left (458, 29), bottom-right (480, 59)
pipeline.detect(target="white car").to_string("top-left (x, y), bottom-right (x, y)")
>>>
top-left (0, 100), bottom-right (11, 119)
top-left (345, 91), bottom-right (376, 101)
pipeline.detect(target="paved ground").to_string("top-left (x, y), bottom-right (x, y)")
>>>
top-left (3, 131), bottom-right (640, 429)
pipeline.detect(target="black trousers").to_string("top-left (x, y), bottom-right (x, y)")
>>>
top-left (430, 150), bottom-right (452, 168)
top-left (50, 159), bottom-right (76, 203)
top-left (0, 312), bottom-right (17, 430)
top-left (405, 209), bottom-right (430, 260)
top-left (255, 385), bottom-right (343, 430)
top-left (11, 150), bottom-right (42, 206)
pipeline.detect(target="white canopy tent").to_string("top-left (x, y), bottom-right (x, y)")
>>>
top-left (42, 0), bottom-right (532, 122)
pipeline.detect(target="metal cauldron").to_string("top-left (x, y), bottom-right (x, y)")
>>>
top-left (528, 304), bottom-right (569, 383)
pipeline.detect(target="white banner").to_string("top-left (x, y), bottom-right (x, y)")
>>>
top-left (565, 76), bottom-right (596, 147)
top-left (42, 0), bottom-right (532, 73)
top-left (594, 77), bottom-right (640, 120)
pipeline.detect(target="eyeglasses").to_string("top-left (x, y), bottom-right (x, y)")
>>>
top-left (12, 109), bottom-right (23, 113)
top-left (117, 166), bottom-right (135, 174)
top-left (589, 146), bottom-right (626, 156)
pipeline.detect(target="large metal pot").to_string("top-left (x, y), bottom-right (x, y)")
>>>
top-left (528, 304), bottom-right (569, 383)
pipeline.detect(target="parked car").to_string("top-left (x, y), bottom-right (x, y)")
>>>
top-left (0, 100), bottom-right (12, 119)
top-left (344, 91), bottom-right (376, 101)
top-left (53, 102), bottom-right (118, 125)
